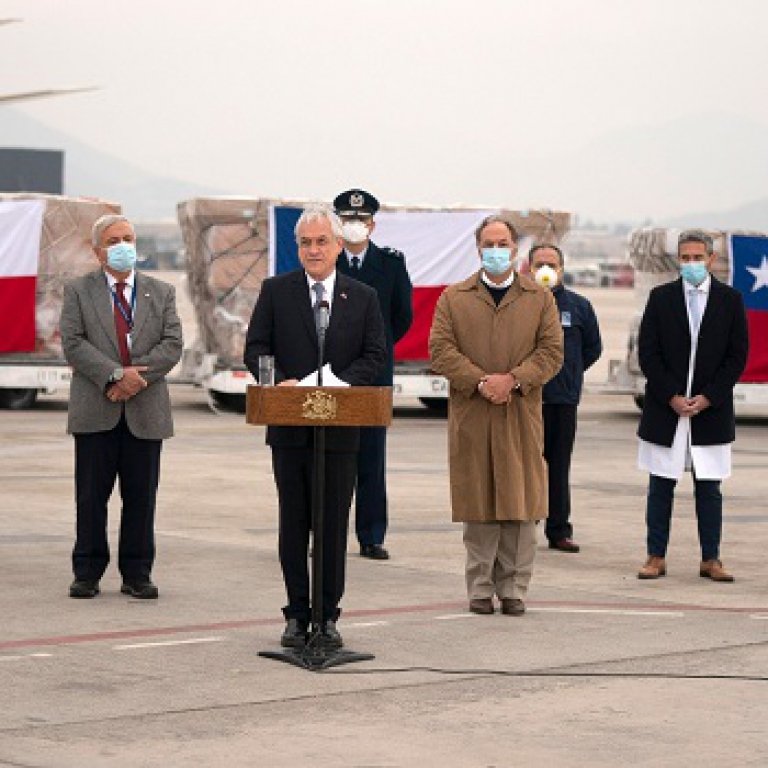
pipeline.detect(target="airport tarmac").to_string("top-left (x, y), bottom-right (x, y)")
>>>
top-left (1, 286), bottom-right (767, 767)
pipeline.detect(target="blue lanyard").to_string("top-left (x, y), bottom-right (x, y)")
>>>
top-left (109, 281), bottom-right (137, 331)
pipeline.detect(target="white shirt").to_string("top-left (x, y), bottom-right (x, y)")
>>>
top-left (305, 270), bottom-right (336, 315)
top-left (344, 244), bottom-right (369, 269)
top-left (104, 269), bottom-right (135, 309)
top-left (481, 270), bottom-right (516, 289)
top-left (104, 269), bottom-right (136, 350)
top-left (638, 274), bottom-right (731, 480)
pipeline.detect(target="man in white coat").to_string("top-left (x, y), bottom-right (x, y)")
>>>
top-left (636, 230), bottom-right (748, 582)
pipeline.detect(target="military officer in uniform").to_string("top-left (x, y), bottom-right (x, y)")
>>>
top-left (333, 188), bottom-right (413, 560)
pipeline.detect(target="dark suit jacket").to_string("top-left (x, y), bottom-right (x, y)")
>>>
top-left (637, 276), bottom-right (748, 447)
top-left (336, 241), bottom-right (412, 385)
top-left (244, 269), bottom-right (387, 451)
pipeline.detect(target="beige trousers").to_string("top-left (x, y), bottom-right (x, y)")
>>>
top-left (463, 521), bottom-right (537, 600)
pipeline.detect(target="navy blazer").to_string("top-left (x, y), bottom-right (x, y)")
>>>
top-left (336, 241), bottom-right (413, 385)
top-left (637, 276), bottom-right (748, 447)
top-left (243, 269), bottom-right (387, 451)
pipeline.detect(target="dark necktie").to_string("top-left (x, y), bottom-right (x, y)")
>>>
top-left (350, 256), bottom-right (361, 275)
top-left (113, 281), bottom-right (133, 365)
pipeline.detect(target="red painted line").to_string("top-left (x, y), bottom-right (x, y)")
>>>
top-left (1, 598), bottom-right (766, 652)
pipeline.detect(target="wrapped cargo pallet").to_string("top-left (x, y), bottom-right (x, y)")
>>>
top-left (0, 193), bottom-right (120, 408)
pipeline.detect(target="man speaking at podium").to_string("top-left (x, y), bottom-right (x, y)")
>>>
top-left (244, 204), bottom-right (386, 650)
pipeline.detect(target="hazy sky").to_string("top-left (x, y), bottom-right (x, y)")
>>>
top-left (2, 0), bottom-right (768, 221)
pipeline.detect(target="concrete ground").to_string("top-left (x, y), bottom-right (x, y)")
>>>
top-left (1, 285), bottom-right (767, 767)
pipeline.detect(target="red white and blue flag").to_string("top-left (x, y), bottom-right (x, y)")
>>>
top-left (730, 234), bottom-right (768, 383)
top-left (0, 200), bottom-right (45, 354)
top-left (269, 206), bottom-right (496, 360)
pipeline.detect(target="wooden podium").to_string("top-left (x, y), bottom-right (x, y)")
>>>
top-left (246, 385), bottom-right (393, 428)
top-left (246, 384), bottom-right (392, 671)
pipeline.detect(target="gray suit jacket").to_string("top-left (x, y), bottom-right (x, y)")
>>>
top-left (60, 269), bottom-right (183, 439)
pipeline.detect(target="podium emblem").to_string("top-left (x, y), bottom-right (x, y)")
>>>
top-left (302, 391), bottom-right (338, 421)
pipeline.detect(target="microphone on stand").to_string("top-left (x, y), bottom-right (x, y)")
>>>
top-left (317, 300), bottom-right (330, 386)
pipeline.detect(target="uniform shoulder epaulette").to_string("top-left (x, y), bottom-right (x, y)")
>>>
top-left (381, 246), bottom-right (405, 259)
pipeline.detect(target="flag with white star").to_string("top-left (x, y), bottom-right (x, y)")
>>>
top-left (729, 234), bottom-right (768, 382)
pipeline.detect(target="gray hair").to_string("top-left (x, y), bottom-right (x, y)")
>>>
top-left (474, 214), bottom-right (519, 245)
top-left (92, 214), bottom-right (133, 247)
top-left (294, 204), bottom-right (344, 243)
top-left (678, 229), bottom-right (714, 255)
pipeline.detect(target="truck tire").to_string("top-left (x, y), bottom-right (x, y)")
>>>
top-left (0, 388), bottom-right (38, 410)
top-left (419, 397), bottom-right (448, 414)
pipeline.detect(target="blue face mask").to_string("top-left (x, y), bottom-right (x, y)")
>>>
top-left (106, 242), bottom-right (137, 272)
top-left (481, 247), bottom-right (512, 276)
top-left (681, 262), bottom-right (707, 286)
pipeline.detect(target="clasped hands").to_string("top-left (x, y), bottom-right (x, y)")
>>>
top-left (478, 372), bottom-right (518, 405)
top-left (669, 393), bottom-right (711, 418)
top-left (106, 366), bottom-right (149, 402)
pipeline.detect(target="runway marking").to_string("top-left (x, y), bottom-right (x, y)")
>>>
top-left (114, 637), bottom-right (225, 651)
top-left (0, 652), bottom-right (53, 662)
top-left (435, 614), bottom-right (476, 621)
top-left (346, 621), bottom-right (390, 628)
top-left (3, 598), bottom-right (767, 652)
top-left (530, 608), bottom-right (684, 618)
top-left (749, 614), bottom-right (768, 620)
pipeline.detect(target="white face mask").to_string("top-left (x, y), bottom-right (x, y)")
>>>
top-left (342, 220), bottom-right (369, 245)
top-left (534, 264), bottom-right (559, 288)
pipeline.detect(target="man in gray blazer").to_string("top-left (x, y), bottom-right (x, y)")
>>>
top-left (60, 214), bottom-right (183, 599)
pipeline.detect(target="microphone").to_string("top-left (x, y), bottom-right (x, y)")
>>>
top-left (317, 300), bottom-right (330, 339)
top-left (316, 300), bottom-right (330, 387)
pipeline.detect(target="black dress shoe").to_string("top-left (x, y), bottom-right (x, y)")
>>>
top-left (548, 538), bottom-right (580, 553)
top-left (69, 579), bottom-right (100, 598)
top-left (320, 620), bottom-right (343, 649)
top-left (121, 579), bottom-right (159, 599)
top-left (281, 618), bottom-right (308, 648)
top-left (360, 544), bottom-right (390, 560)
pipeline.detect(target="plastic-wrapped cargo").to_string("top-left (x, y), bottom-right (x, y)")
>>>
top-left (177, 197), bottom-right (570, 371)
top-left (0, 193), bottom-right (121, 360)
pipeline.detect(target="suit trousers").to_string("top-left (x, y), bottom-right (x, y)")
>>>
top-left (73, 415), bottom-right (162, 581)
top-left (645, 473), bottom-right (723, 561)
top-left (543, 403), bottom-right (578, 542)
top-left (354, 426), bottom-right (388, 546)
top-left (463, 521), bottom-right (537, 600)
top-left (271, 445), bottom-right (357, 622)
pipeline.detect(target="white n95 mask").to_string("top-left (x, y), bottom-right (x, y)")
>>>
top-left (341, 220), bottom-right (369, 244)
top-left (534, 265), bottom-right (558, 288)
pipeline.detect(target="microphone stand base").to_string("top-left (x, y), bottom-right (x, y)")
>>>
top-left (258, 646), bottom-right (375, 672)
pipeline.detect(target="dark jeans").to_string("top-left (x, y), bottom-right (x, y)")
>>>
top-left (543, 404), bottom-right (578, 542)
top-left (645, 474), bottom-right (723, 561)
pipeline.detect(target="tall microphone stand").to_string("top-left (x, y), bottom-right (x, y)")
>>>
top-left (260, 300), bottom-right (374, 671)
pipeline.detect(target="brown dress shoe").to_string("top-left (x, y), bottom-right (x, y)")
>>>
top-left (500, 598), bottom-right (526, 616)
top-left (469, 598), bottom-right (494, 615)
top-left (700, 560), bottom-right (734, 582)
top-left (637, 556), bottom-right (666, 579)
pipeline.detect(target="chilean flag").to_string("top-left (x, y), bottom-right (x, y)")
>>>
top-left (0, 201), bottom-right (45, 353)
top-left (270, 206), bottom-right (496, 360)
top-left (730, 234), bottom-right (768, 383)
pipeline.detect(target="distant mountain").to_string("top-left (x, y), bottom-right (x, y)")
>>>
top-left (0, 108), bottom-right (224, 219)
top-left (550, 112), bottom-right (768, 222)
top-left (661, 197), bottom-right (768, 232)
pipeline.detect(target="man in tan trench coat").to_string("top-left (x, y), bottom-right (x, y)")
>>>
top-left (429, 215), bottom-right (563, 616)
